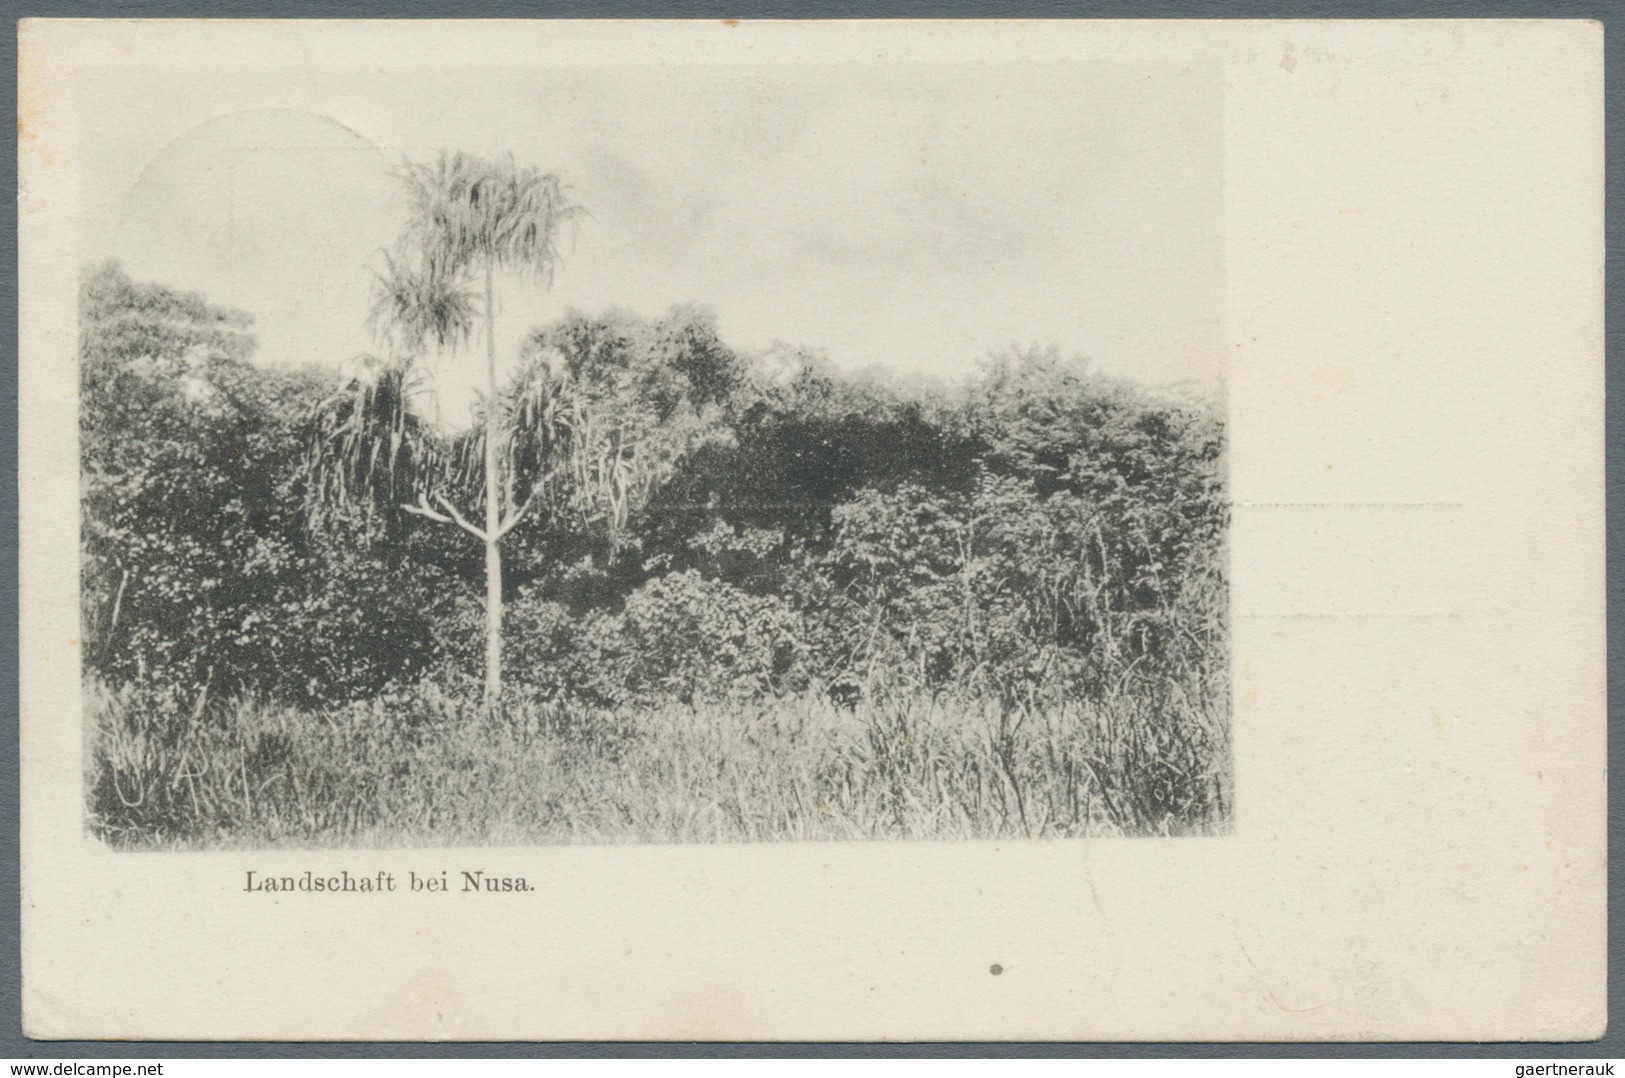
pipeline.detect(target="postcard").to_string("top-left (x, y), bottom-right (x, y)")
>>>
top-left (18, 18), bottom-right (1604, 1040)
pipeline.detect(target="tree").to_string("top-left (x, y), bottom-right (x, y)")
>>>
top-left (366, 152), bottom-right (581, 705)
top-left (311, 153), bottom-right (715, 707)
top-left (80, 265), bottom-right (304, 691)
top-left (81, 264), bottom-right (463, 704)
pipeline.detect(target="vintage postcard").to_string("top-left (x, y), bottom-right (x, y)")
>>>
top-left (18, 19), bottom-right (1604, 1040)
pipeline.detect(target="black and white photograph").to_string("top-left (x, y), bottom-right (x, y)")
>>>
top-left (19, 19), bottom-right (1603, 1043)
top-left (73, 34), bottom-right (1229, 849)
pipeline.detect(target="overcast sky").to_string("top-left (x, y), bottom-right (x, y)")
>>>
top-left (76, 33), bottom-right (1222, 425)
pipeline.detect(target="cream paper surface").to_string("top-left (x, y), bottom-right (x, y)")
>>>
top-left (19, 19), bottom-right (1604, 1041)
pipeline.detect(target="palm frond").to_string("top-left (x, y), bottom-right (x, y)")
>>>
top-left (368, 250), bottom-right (477, 355)
top-left (397, 151), bottom-right (583, 285)
top-left (317, 150), bottom-right (588, 545)
top-left (303, 355), bottom-right (455, 536)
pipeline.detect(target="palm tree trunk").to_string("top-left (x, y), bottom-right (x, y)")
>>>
top-left (483, 261), bottom-right (503, 707)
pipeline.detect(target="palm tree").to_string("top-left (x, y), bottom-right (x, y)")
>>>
top-left (307, 153), bottom-right (703, 709)
top-left (369, 151), bottom-right (580, 705)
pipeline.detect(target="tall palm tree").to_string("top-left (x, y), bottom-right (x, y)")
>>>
top-left (375, 151), bottom-right (581, 705)
top-left (309, 153), bottom-right (693, 709)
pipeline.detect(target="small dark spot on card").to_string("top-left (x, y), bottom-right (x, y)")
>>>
top-left (990, 964), bottom-right (1003, 976)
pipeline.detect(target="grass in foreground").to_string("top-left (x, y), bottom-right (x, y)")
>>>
top-left (86, 677), bottom-right (1231, 848)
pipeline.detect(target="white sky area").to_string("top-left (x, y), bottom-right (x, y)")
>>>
top-left (77, 51), bottom-right (1222, 427)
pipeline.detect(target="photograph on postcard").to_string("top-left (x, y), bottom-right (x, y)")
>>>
top-left (73, 46), bottom-right (1228, 850)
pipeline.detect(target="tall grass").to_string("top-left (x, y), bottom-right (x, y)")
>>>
top-left (86, 667), bottom-right (1229, 848)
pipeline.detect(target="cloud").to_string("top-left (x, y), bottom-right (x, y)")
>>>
top-left (86, 55), bottom-right (1222, 417)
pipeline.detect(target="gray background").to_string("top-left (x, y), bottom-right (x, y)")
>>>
top-left (1, 0), bottom-right (1616, 1058)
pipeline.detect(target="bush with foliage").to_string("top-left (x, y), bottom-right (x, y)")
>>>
top-left (80, 264), bottom-right (1229, 843)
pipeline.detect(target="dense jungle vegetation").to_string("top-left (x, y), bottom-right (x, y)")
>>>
top-left (81, 254), bottom-right (1228, 847)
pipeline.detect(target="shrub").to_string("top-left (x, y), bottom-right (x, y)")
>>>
top-left (617, 571), bottom-right (807, 704)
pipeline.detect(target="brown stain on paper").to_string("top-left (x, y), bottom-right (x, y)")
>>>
top-left (1240, 943), bottom-right (1329, 1016)
top-left (16, 30), bottom-right (57, 175)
